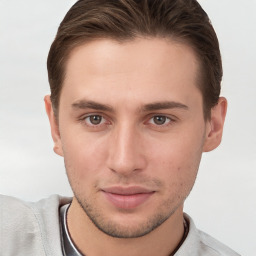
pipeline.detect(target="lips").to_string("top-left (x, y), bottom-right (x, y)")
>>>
top-left (101, 186), bottom-right (155, 209)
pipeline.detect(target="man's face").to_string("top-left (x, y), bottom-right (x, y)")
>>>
top-left (51, 38), bottom-right (212, 238)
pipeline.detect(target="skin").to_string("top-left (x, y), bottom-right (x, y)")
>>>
top-left (45, 38), bottom-right (227, 256)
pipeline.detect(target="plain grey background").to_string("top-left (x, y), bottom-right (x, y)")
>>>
top-left (0, 1), bottom-right (255, 255)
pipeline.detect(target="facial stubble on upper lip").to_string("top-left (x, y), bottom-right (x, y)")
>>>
top-left (102, 186), bottom-right (154, 194)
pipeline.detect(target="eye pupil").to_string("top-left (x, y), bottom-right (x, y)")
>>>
top-left (153, 116), bottom-right (166, 125)
top-left (90, 115), bottom-right (102, 125)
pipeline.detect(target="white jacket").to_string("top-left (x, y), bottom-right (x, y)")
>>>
top-left (0, 195), bottom-right (240, 256)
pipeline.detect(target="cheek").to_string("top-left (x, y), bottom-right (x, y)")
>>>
top-left (61, 132), bottom-right (109, 180)
top-left (151, 147), bottom-right (201, 203)
top-left (147, 130), bottom-right (204, 182)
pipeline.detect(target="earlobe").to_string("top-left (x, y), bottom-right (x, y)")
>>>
top-left (203, 97), bottom-right (227, 152)
top-left (44, 95), bottom-right (64, 157)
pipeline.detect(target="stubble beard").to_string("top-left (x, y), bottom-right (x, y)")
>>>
top-left (64, 154), bottom-right (200, 239)
top-left (75, 193), bottom-right (182, 238)
top-left (69, 180), bottom-right (191, 239)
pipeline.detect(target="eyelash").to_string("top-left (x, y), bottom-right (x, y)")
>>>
top-left (80, 114), bottom-right (109, 128)
top-left (79, 114), bottom-right (176, 129)
top-left (147, 116), bottom-right (173, 126)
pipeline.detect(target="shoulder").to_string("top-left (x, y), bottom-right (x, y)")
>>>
top-left (176, 213), bottom-right (241, 256)
top-left (0, 194), bottom-right (70, 226)
top-left (197, 229), bottom-right (240, 256)
top-left (0, 194), bottom-right (72, 256)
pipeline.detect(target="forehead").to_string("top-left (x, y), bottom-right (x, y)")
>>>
top-left (61, 37), bottom-right (202, 109)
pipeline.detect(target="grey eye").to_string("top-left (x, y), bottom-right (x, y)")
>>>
top-left (89, 115), bottom-right (102, 125)
top-left (153, 116), bottom-right (167, 125)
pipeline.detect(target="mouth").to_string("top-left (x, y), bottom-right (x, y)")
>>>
top-left (101, 186), bottom-right (155, 209)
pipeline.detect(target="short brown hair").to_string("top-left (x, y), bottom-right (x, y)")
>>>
top-left (47, 0), bottom-right (222, 119)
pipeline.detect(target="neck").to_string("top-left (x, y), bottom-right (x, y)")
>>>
top-left (67, 198), bottom-right (185, 256)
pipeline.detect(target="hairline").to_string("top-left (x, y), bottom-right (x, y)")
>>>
top-left (52, 35), bottom-right (211, 121)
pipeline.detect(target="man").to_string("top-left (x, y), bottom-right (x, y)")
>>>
top-left (0, 0), bottom-right (240, 255)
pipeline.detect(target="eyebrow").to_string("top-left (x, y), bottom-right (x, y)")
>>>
top-left (142, 101), bottom-right (189, 112)
top-left (72, 99), bottom-right (188, 112)
top-left (72, 100), bottom-right (114, 112)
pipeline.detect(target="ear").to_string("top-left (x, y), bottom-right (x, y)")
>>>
top-left (203, 97), bottom-right (227, 152)
top-left (44, 95), bottom-right (64, 156)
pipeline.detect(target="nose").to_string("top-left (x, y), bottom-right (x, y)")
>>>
top-left (107, 123), bottom-right (147, 176)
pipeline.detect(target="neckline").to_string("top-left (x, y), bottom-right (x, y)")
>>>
top-left (60, 204), bottom-right (83, 256)
top-left (60, 203), bottom-right (189, 256)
